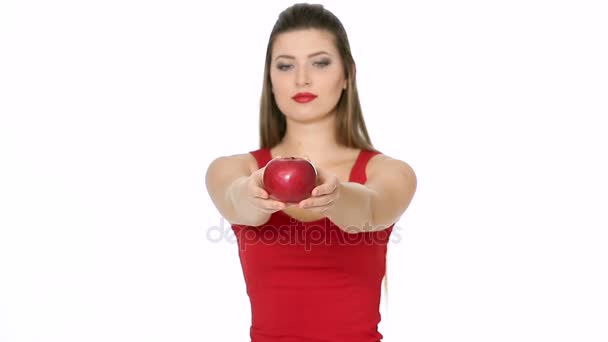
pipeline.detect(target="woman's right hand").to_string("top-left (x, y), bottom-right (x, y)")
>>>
top-left (244, 163), bottom-right (290, 214)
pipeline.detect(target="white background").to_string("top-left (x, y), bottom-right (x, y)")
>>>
top-left (1, 0), bottom-right (607, 341)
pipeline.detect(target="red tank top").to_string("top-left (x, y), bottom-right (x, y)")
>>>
top-left (231, 148), bottom-right (394, 342)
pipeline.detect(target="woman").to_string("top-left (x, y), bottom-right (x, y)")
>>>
top-left (206, 3), bottom-right (417, 341)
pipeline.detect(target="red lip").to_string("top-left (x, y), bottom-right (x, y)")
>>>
top-left (292, 92), bottom-right (317, 103)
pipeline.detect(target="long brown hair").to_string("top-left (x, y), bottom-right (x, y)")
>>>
top-left (259, 3), bottom-right (376, 152)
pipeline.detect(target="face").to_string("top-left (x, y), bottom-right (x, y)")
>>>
top-left (270, 29), bottom-right (347, 122)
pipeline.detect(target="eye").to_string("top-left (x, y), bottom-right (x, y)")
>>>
top-left (313, 59), bottom-right (331, 68)
top-left (277, 63), bottom-right (292, 71)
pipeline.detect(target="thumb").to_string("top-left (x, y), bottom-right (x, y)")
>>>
top-left (252, 166), bottom-right (265, 184)
top-left (314, 165), bottom-right (325, 184)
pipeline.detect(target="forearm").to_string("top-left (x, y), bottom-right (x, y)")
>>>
top-left (325, 182), bottom-right (377, 234)
top-left (226, 176), bottom-right (271, 226)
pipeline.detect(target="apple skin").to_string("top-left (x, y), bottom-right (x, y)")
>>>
top-left (263, 157), bottom-right (318, 203)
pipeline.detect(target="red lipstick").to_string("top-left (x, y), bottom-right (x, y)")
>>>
top-left (292, 92), bottom-right (317, 103)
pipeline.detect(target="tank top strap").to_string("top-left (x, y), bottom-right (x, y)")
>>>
top-left (249, 147), bottom-right (272, 169)
top-left (349, 149), bottom-right (382, 184)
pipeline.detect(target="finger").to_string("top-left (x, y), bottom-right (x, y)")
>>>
top-left (251, 167), bottom-right (264, 184)
top-left (306, 205), bottom-right (330, 213)
top-left (252, 198), bottom-right (286, 211)
top-left (255, 188), bottom-right (268, 199)
top-left (312, 182), bottom-right (337, 197)
top-left (300, 202), bottom-right (333, 213)
top-left (259, 205), bottom-right (282, 213)
top-left (314, 167), bottom-right (327, 185)
top-left (313, 177), bottom-right (339, 196)
top-left (247, 178), bottom-right (268, 199)
top-left (314, 165), bottom-right (324, 178)
top-left (267, 199), bottom-right (287, 210)
top-left (299, 195), bottom-right (334, 208)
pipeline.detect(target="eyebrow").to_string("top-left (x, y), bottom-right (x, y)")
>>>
top-left (273, 51), bottom-right (331, 61)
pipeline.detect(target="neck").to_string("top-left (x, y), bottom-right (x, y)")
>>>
top-left (274, 113), bottom-right (345, 165)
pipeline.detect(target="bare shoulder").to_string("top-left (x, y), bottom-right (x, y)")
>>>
top-left (207, 152), bottom-right (259, 176)
top-left (232, 152), bottom-right (260, 174)
top-left (367, 153), bottom-right (416, 179)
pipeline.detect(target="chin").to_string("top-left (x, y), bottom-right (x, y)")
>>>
top-left (284, 110), bottom-right (333, 123)
top-left (284, 104), bottom-right (335, 119)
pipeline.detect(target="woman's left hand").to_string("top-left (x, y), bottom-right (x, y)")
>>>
top-left (294, 166), bottom-right (341, 214)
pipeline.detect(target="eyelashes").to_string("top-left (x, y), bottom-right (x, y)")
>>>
top-left (276, 59), bottom-right (331, 71)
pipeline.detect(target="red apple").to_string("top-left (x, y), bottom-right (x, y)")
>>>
top-left (263, 157), bottom-right (318, 203)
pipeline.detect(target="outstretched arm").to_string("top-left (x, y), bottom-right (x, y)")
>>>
top-left (296, 155), bottom-right (417, 233)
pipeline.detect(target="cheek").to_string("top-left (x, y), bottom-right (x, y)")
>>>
top-left (270, 74), bottom-right (287, 93)
top-left (323, 77), bottom-right (345, 94)
top-left (325, 70), bottom-right (345, 90)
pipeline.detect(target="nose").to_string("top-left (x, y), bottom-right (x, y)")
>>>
top-left (295, 65), bottom-right (311, 87)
